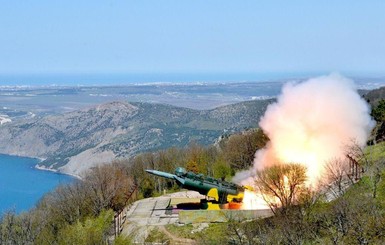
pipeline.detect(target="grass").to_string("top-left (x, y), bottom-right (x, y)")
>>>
top-left (165, 223), bottom-right (228, 243)
top-left (145, 227), bottom-right (169, 243)
top-left (165, 224), bottom-right (196, 239)
top-left (365, 141), bottom-right (385, 163)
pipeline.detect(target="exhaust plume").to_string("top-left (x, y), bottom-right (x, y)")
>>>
top-left (234, 74), bottom-right (375, 186)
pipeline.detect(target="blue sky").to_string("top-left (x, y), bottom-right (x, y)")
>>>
top-left (1, 1), bottom-right (385, 77)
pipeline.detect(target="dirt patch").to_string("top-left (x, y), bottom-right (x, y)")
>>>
top-left (158, 226), bottom-right (197, 245)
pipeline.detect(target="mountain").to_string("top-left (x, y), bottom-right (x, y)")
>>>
top-left (363, 86), bottom-right (385, 106)
top-left (0, 100), bottom-right (272, 176)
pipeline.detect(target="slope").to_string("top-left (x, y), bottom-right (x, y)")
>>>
top-left (0, 100), bottom-right (272, 176)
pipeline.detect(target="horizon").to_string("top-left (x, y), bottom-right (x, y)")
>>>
top-left (0, 71), bottom-right (321, 86)
top-left (1, 71), bottom-right (385, 87)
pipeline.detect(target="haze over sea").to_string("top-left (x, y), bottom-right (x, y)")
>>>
top-left (0, 154), bottom-right (73, 214)
top-left (1, 72), bottom-right (382, 86)
top-left (1, 73), bottom-right (384, 93)
top-left (0, 72), bottom-right (317, 86)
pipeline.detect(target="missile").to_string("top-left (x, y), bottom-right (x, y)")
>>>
top-left (145, 169), bottom-right (177, 180)
top-left (145, 167), bottom-right (246, 204)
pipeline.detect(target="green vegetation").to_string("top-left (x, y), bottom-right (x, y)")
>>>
top-left (124, 129), bottom-right (267, 197)
top-left (371, 99), bottom-right (385, 122)
top-left (163, 171), bottom-right (385, 244)
top-left (0, 163), bottom-right (135, 244)
top-left (370, 99), bottom-right (385, 143)
top-left (56, 210), bottom-right (113, 245)
top-left (173, 223), bottom-right (230, 244)
top-left (146, 142), bottom-right (385, 244)
top-left (1, 123), bottom-right (385, 244)
top-left (165, 224), bottom-right (196, 239)
top-left (366, 141), bottom-right (385, 161)
top-left (0, 128), bottom-right (267, 244)
top-left (144, 227), bottom-right (169, 243)
top-left (113, 235), bottom-right (133, 245)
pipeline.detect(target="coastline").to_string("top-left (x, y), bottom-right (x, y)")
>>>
top-left (0, 152), bottom-right (82, 180)
top-left (35, 164), bottom-right (82, 180)
top-left (0, 152), bottom-right (81, 180)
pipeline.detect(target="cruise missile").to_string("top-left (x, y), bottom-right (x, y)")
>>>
top-left (146, 167), bottom-right (247, 204)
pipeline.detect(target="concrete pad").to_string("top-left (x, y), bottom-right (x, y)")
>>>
top-left (170, 198), bottom-right (201, 206)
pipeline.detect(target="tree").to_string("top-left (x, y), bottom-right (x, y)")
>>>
top-left (84, 163), bottom-right (135, 214)
top-left (322, 158), bottom-right (352, 198)
top-left (371, 99), bottom-right (385, 122)
top-left (255, 162), bottom-right (308, 214)
top-left (186, 159), bottom-right (200, 173)
top-left (223, 129), bottom-right (268, 170)
top-left (57, 210), bottom-right (113, 245)
top-left (344, 139), bottom-right (369, 169)
top-left (184, 142), bottom-right (208, 174)
top-left (211, 156), bottom-right (232, 180)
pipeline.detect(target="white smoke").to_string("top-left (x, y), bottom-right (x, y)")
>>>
top-left (234, 73), bottom-right (375, 185)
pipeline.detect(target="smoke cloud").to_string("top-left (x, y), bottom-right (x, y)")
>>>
top-left (234, 74), bottom-right (375, 186)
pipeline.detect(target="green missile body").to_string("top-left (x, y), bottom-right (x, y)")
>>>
top-left (146, 167), bottom-right (245, 203)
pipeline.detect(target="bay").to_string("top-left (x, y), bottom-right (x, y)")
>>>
top-left (0, 154), bottom-right (74, 214)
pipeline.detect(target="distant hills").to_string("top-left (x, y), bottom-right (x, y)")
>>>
top-left (2, 84), bottom-right (384, 177)
top-left (363, 86), bottom-right (385, 106)
top-left (0, 100), bottom-right (272, 176)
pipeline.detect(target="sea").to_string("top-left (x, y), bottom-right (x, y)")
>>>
top-left (0, 72), bottom-right (318, 86)
top-left (0, 154), bottom-right (74, 214)
top-left (0, 72), bottom-right (384, 91)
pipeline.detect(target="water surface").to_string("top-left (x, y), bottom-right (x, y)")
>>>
top-left (0, 154), bottom-right (74, 214)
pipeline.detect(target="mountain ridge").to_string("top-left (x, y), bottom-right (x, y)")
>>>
top-left (0, 100), bottom-right (272, 176)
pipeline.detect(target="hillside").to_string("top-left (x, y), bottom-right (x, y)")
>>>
top-left (0, 100), bottom-right (272, 176)
top-left (364, 86), bottom-right (385, 106)
top-left (364, 86), bottom-right (385, 143)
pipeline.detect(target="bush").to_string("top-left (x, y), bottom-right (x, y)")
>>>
top-left (372, 99), bottom-right (385, 122)
top-left (57, 210), bottom-right (113, 245)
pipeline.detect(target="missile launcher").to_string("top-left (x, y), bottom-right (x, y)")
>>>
top-left (146, 167), bottom-right (250, 205)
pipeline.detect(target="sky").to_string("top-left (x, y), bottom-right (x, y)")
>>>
top-left (1, 1), bottom-right (385, 79)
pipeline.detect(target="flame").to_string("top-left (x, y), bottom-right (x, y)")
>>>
top-left (276, 143), bottom-right (322, 186)
top-left (241, 176), bottom-right (291, 210)
top-left (283, 175), bottom-right (290, 193)
top-left (241, 189), bottom-right (270, 210)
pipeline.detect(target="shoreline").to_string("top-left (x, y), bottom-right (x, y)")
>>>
top-left (0, 152), bottom-right (82, 180)
top-left (35, 164), bottom-right (82, 180)
top-left (0, 152), bottom-right (81, 180)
